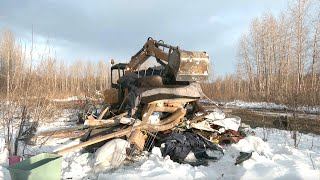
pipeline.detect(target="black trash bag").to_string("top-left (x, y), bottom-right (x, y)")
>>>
top-left (160, 132), bottom-right (223, 166)
top-left (235, 152), bottom-right (253, 165)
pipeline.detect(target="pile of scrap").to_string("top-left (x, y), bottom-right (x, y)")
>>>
top-left (34, 37), bottom-right (249, 170)
top-left (48, 97), bottom-right (246, 169)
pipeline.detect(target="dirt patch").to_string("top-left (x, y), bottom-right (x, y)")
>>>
top-left (225, 108), bottom-right (320, 135)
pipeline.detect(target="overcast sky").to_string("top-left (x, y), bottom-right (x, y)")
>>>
top-left (0, 0), bottom-right (288, 76)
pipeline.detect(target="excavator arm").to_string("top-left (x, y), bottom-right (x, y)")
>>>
top-left (127, 37), bottom-right (210, 82)
top-left (128, 38), bottom-right (170, 70)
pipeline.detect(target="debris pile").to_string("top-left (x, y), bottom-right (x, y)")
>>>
top-left (32, 100), bottom-right (249, 171)
top-left (14, 37), bottom-right (251, 175)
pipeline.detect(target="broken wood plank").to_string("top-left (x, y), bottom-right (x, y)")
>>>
top-left (153, 106), bottom-right (179, 112)
top-left (55, 126), bottom-right (133, 155)
top-left (55, 108), bottom-right (186, 155)
top-left (97, 106), bottom-right (110, 120)
top-left (33, 126), bottom-right (87, 138)
top-left (107, 112), bottom-right (128, 120)
top-left (142, 104), bottom-right (156, 123)
top-left (143, 108), bottom-right (186, 131)
top-left (188, 114), bottom-right (207, 124)
top-left (34, 115), bottom-right (125, 139)
top-left (148, 98), bottom-right (196, 105)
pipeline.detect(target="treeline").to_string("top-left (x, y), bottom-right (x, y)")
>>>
top-left (1, 0), bottom-right (319, 107)
top-left (204, 0), bottom-right (320, 107)
top-left (0, 30), bottom-right (111, 100)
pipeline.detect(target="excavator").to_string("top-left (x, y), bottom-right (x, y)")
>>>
top-left (56, 37), bottom-right (211, 155)
top-left (51, 37), bottom-right (240, 159)
top-left (105, 37), bottom-right (209, 119)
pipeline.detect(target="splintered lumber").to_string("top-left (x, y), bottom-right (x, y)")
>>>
top-left (188, 114), bottom-right (207, 124)
top-left (157, 110), bottom-right (185, 126)
top-left (153, 106), bottom-right (178, 112)
top-left (148, 98), bottom-right (196, 105)
top-left (142, 104), bottom-right (156, 123)
top-left (142, 98), bottom-right (190, 124)
top-left (35, 112), bottom-right (128, 139)
top-left (55, 126), bottom-right (133, 155)
top-left (149, 110), bottom-right (185, 131)
top-left (106, 112), bottom-right (128, 121)
top-left (85, 112), bottom-right (128, 126)
top-left (33, 126), bottom-right (87, 138)
top-left (128, 129), bottom-right (145, 151)
top-left (55, 108), bottom-right (186, 155)
top-left (97, 106), bottom-right (110, 120)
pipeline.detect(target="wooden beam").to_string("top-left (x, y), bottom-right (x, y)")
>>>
top-left (153, 106), bottom-right (178, 112)
top-left (146, 108), bottom-right (186, 130)
top-left (97, 106), bottom-right (110, 120)
top-left (55, 108), bottom-right (186, 155)
top-left (188, 114), bottom-right (207, 124)
top-left (55, 126), bottom-right (133, 155)
top-left (142, 104), bottom-right (155, 123)
top-left (148, 98), bottom-right (196, 105)
top-left (108, 112), bottom-right (128, 120)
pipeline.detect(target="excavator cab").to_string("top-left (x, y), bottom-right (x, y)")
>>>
top-left (110, 63), bottom-right (127, 88)
top-left (103, 62), bottom-right (128, 106)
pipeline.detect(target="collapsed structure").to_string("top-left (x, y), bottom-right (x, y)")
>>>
top-left (46, 37), bottom-right (245, 169)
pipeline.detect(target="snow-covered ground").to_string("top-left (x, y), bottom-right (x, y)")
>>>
top-left (201, 99), bottom-right (320, 114)
top-left (224, 101), bottom-right (287, 110)
top-left (51, 91), bottom-right (102, 102)
top-left (69, 128), bottom-right (320, 180)
top-left (51, 96), bottom-right (80, 102)
top-left (1, 109), bottom-right (320, 180)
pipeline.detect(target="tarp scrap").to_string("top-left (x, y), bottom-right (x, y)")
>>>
top-left (160, 132), bottom-right (223, 165)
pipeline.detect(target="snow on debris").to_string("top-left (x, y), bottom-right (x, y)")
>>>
top-left (58, 131), bottom-right (320, 180)
top-left (42, 129), bottom-right (320, 179)
top-left (95, 128), bottom-right (320, 180)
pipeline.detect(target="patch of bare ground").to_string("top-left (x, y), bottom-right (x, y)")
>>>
top-left (223, 108), bottom-right (320, 135)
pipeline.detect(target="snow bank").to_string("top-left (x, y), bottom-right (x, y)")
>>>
top-left (36, 109), bottom-right (79, 133)
top-left (62, 151), bottom-right (96, 179)
top-left (96, 130), bottom-right (320, 180)
top-left (51, 96), bottom-right (79, 102)
top-left (224, 100), bottom-right (287, 110)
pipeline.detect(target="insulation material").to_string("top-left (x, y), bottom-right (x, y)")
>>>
top-left (94, 139), bottom-right (129, 172)
top-left (190, 121), bottom-right (217, 132)
top-left (149, 112), bottom-right (161, 124)
top-left (205, 108), bottom-right (225, 120)
top-left (209, 117), bottom-right (241, 131)
top-left (120, 117), bottom-right (135, 124)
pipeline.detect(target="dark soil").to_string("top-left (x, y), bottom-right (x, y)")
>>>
top-left (224, 108), bottom-right (320, 135)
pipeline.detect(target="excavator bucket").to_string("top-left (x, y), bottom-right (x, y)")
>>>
top-left (168, 49), bottom-right (209, 82)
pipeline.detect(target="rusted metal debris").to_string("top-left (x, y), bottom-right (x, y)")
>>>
top-left (170, 50), bottom-right (209, 82)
